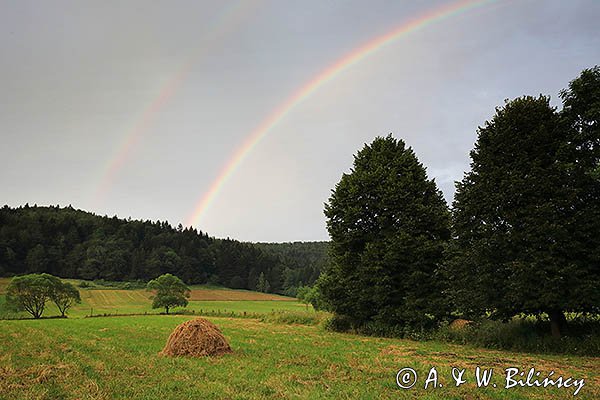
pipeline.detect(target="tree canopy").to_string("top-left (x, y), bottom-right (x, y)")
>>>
top-left (48, 277), bottom-right (81, 317)
top-left (319, 135), bottom-right (450, 328)
top-left (146, 273), bottom-right (191, 314)
top-left (5, 273), bottom-right (80, 318)
top-left (449, 85), bottom-right (600, 336)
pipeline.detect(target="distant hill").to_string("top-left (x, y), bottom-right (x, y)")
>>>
top-left (0, 205), bottom-right (328, 294)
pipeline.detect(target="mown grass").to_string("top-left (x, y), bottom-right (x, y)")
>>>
top-left (0, 315), bottom-right (598, 399)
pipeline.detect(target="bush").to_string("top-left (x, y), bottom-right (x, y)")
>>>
top-left (259, 311), bottom-right (328, 326)
top-left (435, 317), bottom-right (600, 356)
top-left (323, 314), bottom-right (355, 332)
top-left (322, 313), bottom-right (600, 356)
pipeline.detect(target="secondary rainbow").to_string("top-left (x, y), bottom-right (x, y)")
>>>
top-left (186, 0), bottom-right (500, 228)
top-left (92, 0), bottom-right (260, 207)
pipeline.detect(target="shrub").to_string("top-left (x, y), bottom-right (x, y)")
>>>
top-left (435, 317), bottom-right (600, 356)
top-left (259, 311), bottom-right (328, 326)
top-left (323, 314), bottom-right (354, 332)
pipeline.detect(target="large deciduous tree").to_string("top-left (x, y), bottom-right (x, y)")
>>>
top-left (450, 91), bottom-right (600, 337)
top-left (146, 273), bottom-right (190, 314)
top-left (319, 135), bottom-right (450, 329)
top-left (5, 273), bottom-right (55, 318)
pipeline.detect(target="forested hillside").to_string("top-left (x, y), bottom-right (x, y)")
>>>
top-left (254, 242), bottom-right (329, 296)
top-left (0, 205), bottom-right (328, 294)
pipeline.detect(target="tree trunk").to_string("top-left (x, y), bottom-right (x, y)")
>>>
top-left (165, 306), bottom-right (169, 315)
top-left (549, 309), bottom-right (567, 338)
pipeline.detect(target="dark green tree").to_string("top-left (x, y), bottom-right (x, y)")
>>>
top-left (319, 135), bottom-right (450, 328)
top-left (229, 275), bottom-right (245, 289)
top-left (25, 244), bottom-right (47, 273)
top-left (5, 273), bottom-right (55, 318)
top-left (560, 66), bottom-right (600, 181)
top-left (450, 94), bottom-right (600, 337)
top-left (146, 273), bottom-right (190, 314)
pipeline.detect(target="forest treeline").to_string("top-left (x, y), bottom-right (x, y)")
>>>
top-left (0, 205), bottom-right (328, 295)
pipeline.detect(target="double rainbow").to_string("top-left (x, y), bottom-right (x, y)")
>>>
top-left (185, 0), bottom-right (499, 227)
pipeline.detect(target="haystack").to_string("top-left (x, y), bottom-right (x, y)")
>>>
top-left (160, 318), bottom-right (232, 357)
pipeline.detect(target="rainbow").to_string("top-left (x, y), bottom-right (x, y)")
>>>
top-left (92, 0), bottom-right (261, 206)
top-left (186, 0), bottom-right (500, 227)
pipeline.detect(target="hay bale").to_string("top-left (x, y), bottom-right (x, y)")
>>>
top-left (160, 318), bottom-right (232, 357)
top-left (448, 318), bottom-right (473, 331)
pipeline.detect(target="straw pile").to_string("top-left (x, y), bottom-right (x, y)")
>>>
top-left (160, 318), bottom-right (232, 357)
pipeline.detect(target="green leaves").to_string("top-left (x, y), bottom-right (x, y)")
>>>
top-left (321, 134), bottom-right (450, 328)
top-left (450, 69), bottom-right (600, 334)
top-left (146, 273), bottom-right (190, 314)
top-left (5, 273), bottom-right (80, 318)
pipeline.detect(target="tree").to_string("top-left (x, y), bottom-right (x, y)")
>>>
top-left (319, 135), bottom-right (450, 328)
top-left (560, 66), bottom-right (600, 184)
top-left (256, 272), bottom-right (270, 293)
top-left (229, 275), bottom-right (245, 289)
top-left (296, 285), bottom-right (323, 310)
top-left (450, 94), bottom-right (600, 337)
top-left (296, 285), bottom-right (312, 310)
top-left (48, 277), bottom-right (81, 317)
top-left (146, 273), bottom-right (190, 314)
top-left (25, 244), bottom-right (48, 273)
top-left (5, 274), bottom-right (54, 318)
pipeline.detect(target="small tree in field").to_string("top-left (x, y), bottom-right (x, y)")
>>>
top-left (48, 277), bottom-right (81, 317)
top-left (146, 273), bottom-right (190, 314)
top-left (5, 274), bottom-right (54, 318)
top-left (296, 286), bottom-right (312, 310)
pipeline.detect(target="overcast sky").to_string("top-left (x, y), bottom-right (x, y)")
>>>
top-left (1, 0), bottom-right (599, 242)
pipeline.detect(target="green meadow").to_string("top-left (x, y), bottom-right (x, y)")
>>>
top-left (0, 278), bottom-right (598, 399)
top-left (0, 315), bottom-right (598, 399)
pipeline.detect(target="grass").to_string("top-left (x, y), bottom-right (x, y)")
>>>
top-left (0, 315), bottom-right (598, 399)
top-left (0, 277), bottom-right (305, 319)
top-left (1, 277), bottom-right (598, 398)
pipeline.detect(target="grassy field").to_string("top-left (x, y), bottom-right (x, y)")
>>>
top-left (0, 278), bottom-right (304, 319)
top-left (1, 277), bottom-right (598, 398)
top-left (0, 315), bottom-right (598, 399)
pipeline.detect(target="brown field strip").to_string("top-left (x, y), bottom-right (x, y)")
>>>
top-left (188, 289), bottom-right (295, 301)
